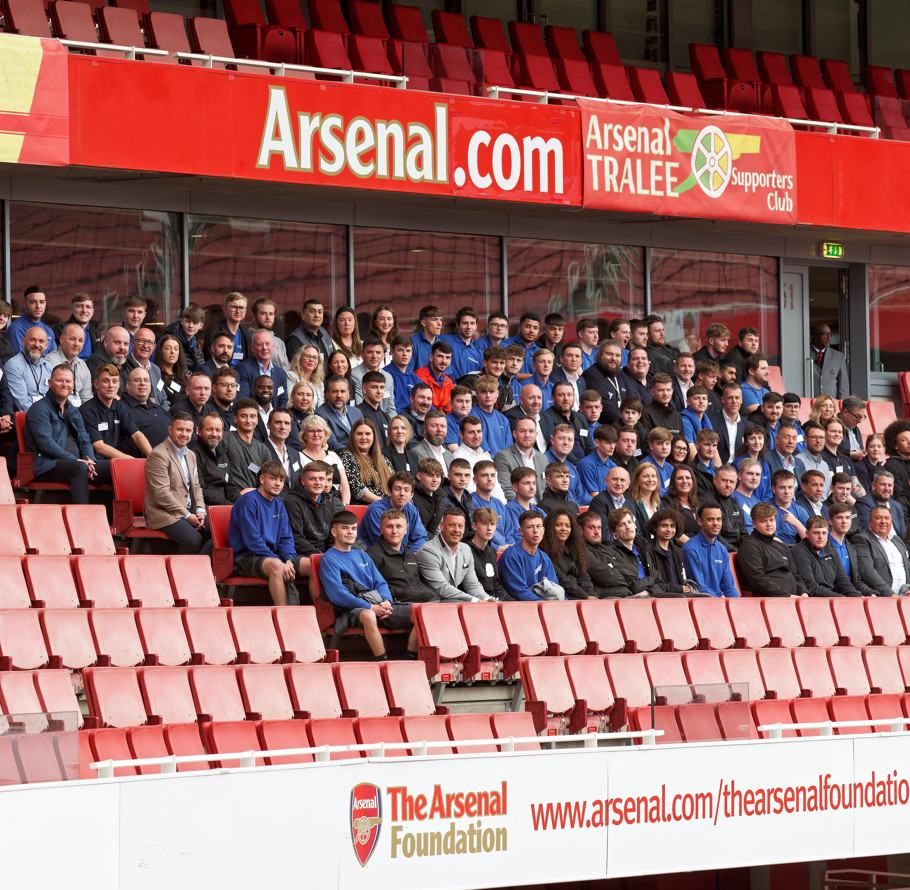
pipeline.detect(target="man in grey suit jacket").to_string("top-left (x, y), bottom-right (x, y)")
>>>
top-left (854, 507), bottom-right (910, 596)
top-left (407, 410), bottom-right (454, 472)
top-left (810, 324), bottom-right (849, 399)
top-left (416, 511), bottom-right (491, 601)
top-left (493, 415), bottom-right (547, 501)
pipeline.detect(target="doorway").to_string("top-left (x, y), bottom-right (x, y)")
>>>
top-left (808, 266), bottom-right (847, 353)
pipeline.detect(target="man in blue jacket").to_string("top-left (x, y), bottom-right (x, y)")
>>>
top-left (228, 460), bottom-right (302, 606)
top-left (319, 510), bottom-right (418, 660)
top-left (357, 471), bottom-right (429, 552)
top-left (682, 503), bottom-right (739, 597)
top-left (498, 510), bottom-right (560, 601)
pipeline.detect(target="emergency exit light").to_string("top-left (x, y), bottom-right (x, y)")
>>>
top-left (819, 241), bottom-right (845, 259)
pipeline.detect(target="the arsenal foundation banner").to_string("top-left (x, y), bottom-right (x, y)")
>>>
top-left (578, 100), bottom-right (797, 224)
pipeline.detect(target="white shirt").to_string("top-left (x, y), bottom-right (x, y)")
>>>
top-left (877, 532), bottom-right (907, 594)
top-left (560, 370), bottom-right (582, 409)
top-left (676, 376), bottom-right (692, 402)
top-left (269, 438), bottom-right (290, 477)
top-left (722, 412), bottom-right (739, 452)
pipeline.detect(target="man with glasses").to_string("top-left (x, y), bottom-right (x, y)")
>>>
top-left (810, 323), bottom-right (849, 398)
top-left (204, 292), bottom-right (250, 366)
top-left (475, 313), bottom-right (510, 351)
top-left (838, 396), bottom-right (868, 460)
top-left (127, 327), bottom-right (170, 409)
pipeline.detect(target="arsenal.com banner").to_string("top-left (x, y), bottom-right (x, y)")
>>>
top-left (578, 100), bottom-right (797, 224)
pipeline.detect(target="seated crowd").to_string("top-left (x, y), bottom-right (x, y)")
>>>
top-left (6, 288), bottom-right (909, 662)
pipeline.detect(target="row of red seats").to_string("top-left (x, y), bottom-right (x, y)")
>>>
top-left (83, 659), bottom-right (440, 728)
top-left (409, 596), bottom-right (910, 686)
top-left (520, 645), bottom-right (910, 737)
top-left (0, 503), bottom-right (116, 557)
top-left (0, 605), bottom-right (334, 671)
top-left (82, 709), bottom-right (540, 779)
top-left (0, 553), bottom-right (224, 609)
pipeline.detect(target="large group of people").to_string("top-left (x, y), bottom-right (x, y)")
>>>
top-left (5, 286), bottom-right (907, 661)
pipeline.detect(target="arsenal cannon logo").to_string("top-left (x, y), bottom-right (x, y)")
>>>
top-left (351, 783), bottom-right (383, 867)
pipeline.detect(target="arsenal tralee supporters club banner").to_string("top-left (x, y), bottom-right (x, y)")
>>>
top-left (578, 100), bottom-right (797, 224)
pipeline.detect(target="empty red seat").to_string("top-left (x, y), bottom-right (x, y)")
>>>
top-left (592, 62), bottom-right (635, 100)
top-left (237, 664), bottom-right (295, 721)
top-left (715, 700), bottom-right (757, 739)
top-left (605, 653), bottom-right (651, 709)
top-left (756, 648), bottom-right (802, 700)
top-left (258, 719), bottom-right (314, 765)
top-left (677, 702), bottom-right (723, 742)
top-left (62, 505), bottom-right (116, 556)
top-left (829, 647), bottom-right (870, 696)
top-left (500, 602), bottom-right (549, 659)
top-left (629, 67), bottom-right (670, 104)
top-left (867, 64), bottom-right (899, 98)
top-left (89, 609), bottom-right (145, 668)
top-left (413, 604), bottom-right (470, 682)
top-left (190, 665), bottom-right (247, 722)
top-left (84, 666), bottom-right (149, 728)
top-left (470, 15), bottom-right (511, 54)
top-left (476, 46), bottom-right (517, 94)
top-left (24, 555), bottom-right (79, 609)
top-left (616, 599), bottom-right (663, 652)
top-left (863, 647), bottom-right (906, 695)
top-left (516, 53), bottom-right (560, 93)
top-left (554, 57), bottom-right (597, 96)
top-left (432, 10), bottom-right (471, 47)
top-left (350, 0), bottom-right (390, 39)
top-left (0, 610), bottom-right (50, 670)
top-left (273, 606), bottom-right (335, 663)
top-left (305, 28), bottom-right (353, 72)
top-left (334, 662), bottom-right (391, 718)
top-left (188, 16), bottom-right (261, 72)
top-left (34, 669), bottom-right (83, 728)
top-left (52, 0), bottom-right (120, 57)
top-left (828, 695), bottom-right (872, 735)
top-left (831, 597), bottom-right (873, 647)
top-left (160, 721), bottom-right (208, 771)
top-left (752, 698), bottom-right (797, 738)
top-left (19, 505), bottom-right (70, 556)
top-left (772, 83), bottom-right (810, 120)
top-left (136, 609), bottom-right (191, 666)
top-left (690, 43), bottom-right (754, 111)
top-left (447, 713), bottom-right (496, 753)
top-left (401, 715), bottom-right (452, 755)
top-left (380, 661), bottom-right (441, 717)
top-left (790, 696), bottom-right (832, 736)
top-left (125, 724), bottom-right (176, 775)
top-left (285, 663), bottom-right (343, 718)
top-left (728, 598), bottom-right (770, 648)
top-left (388, 3), bottom-right (427, 43)
top-left (147, 11), bottom-right (194, 61)
top-left (682, 650), bottom-right (730, 700)
top-left (431, 42), bottom-right (477, 94)
top-left (509, 20), bottom-right (547, 57)
top-left (538, 602), bottom-right (589, 655)
top-left (307, 718), bottom-right (361, 760)
top-left (4, 0), bottom-right (54, 38)
top-left (521, 657), bottom-right (588, 735)
top-left (184, 608), bottom-right (240, 665)
top-left (719, 649), bottom-right (765, 700)
top-left (349, 33), bottom-right (397, 80)
top-left (40, 608), bottom-right (99, 671)
top-left (628, 703), bottom-right (681, 744)
top-left (866, 694), bottom-right (908, 732)
top-left (577, 600), bottom-right (625, 654)
top-left (582, 29), bottom-right (621, 65)
top-left (355, 716), bottom-right (409, 757)
top-left (873, 96), bottom-right (910, 141)
top-left (0, 509), bottom-right (27, 557)
top-left (308, 0), bottom-right (349, 35)
top-left (0, 557), bottom-right (30, 609)
top-left (688, 598), bottom-right (734, 649)
top-left (120, 556), bottom-right (176, 609)
top-left (821, 58), bottom-right (856, 93)
top-left (793, 647), bottom-right (836, 699)
top-left (653, 599), bottom-right (699, 651)
top-left (796, 598), bottom-right (840, 647)
top-left (228, 607), bottom-right (284, 665)
top-left (99, 6), bottom-right (164, 61)
top-left (757, 50), bottom-right (793, 87)
top-left (565, 655), bottom-right (619, 731)
top-left (167, 556), bottom-right (223, 608)
top-left (138, 666), bottom-right (198, 724)
top-left (805, 87), bottom-right (844, 124)
top-left (223, 0), bottom-right (296, 63)
top-left (89, 728), bottom-right (139, 777)
top-left (724, 47), bottom-right (770, 111)
top-left (0, 671), bottom-right (48, 733)
top-left (760, 597), bottom-right (804, 648)
top-left (544, 24), bottom-right (584, 62)
top-left (490, 711), bottom-right (541, 751)
top-left (868, 401), bottom-right (898, 432)
top-left (644, 652), bottom-right (692, 705)
top-left (791, 54), bottom-right (826, 89)
top-left (203, 720), bottom-right (263, 768)
top-left (458, 603), bottom-right (513, 680)
top-left (73, 556), bottom-right (131, 609)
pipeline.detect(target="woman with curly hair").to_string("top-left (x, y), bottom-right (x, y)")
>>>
top-left (332, 306), bottom-right (363, 367)
top-left (369, 305), bottom-right (398, 363)
top-left (808, 393), bottom-right (837, 425)
top-left (884, 420), bottom-right (910, 509)
top-left (732, 423), bottom-right (772, 501)
top-left (539, 507), bottom-right (595, 600)
top-left (288, 345), bottom-right (324, 406)
top-left (660, 465), bottom-right (699, 545)
top-left (339, 417), bottom-right (393, 504)
top-left (644, 507), bottom-right (698, 594)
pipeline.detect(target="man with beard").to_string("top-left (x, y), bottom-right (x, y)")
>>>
top-left (5, 327), bottom-right (51, 411)
top-left (199, 331), bottom-right (235, 380)
top-left (316, 375), bottom-right (363, 450)
top-left (87, 326), bottom-right (131, 386)
top-left (251, 375), bottom-right (276, 443)
top-left (46, 322), bottom-right (92, 406)
top-left (190, 412), bottom-right (231, 505)
top-left (407, 408), bottom-right (453, 472)
top-left (581, 341), bottom-right (628, 425)
top-left (205, 367), bottom-right (237, 433)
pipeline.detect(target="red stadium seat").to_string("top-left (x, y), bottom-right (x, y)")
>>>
top-left (677, 702), bottom-right (723, 742)
top-left (184, 607), bottom-right (241, 665)
top-left (789, 696), bottom-right (832, 736)
top-left (228, 607), bottom-right (285, 665)
top-left (791, 54), bottom-right (826, 90)
top-left (34, 669), bottom-right (83, 728)
top-left (689, 598), bottom-right (735, 649)
top-left (307, 0), bottom-right (349, 35)
top-left (866, 64), bottom-right (899, 98)
top-left (792, 647), bottom-right (837, 699)
top-left (616, 599), bottom-right (663, 652)
top-left (521, 657), bottom-right (592, 735)
top-left (727, 597), bottom-right (770, 649)
top-left (716, 700), bottom-right (758, 739)
top-left (582, 29), bottom-right (621, 66)
top-left (868, 400), bottom-right (898, 432)
top-left (767, 365), bottom-right (785, 394)
top-left (258, 720), bottom-right (314, 765)
top-left (19, 505), bottom-right (70, 555)
top-left (771, 83), bottom-right (810, 120)
top-left (629, 67), bottom-right (670, 105)
top-left (23, 555), bottom-right (78, 609)
top-left (516, 53), bottom-right (560, 93)
top-left (413, 603), bottom-right (471, 682)
top-left (4, 0), bottom-right (54, 38)
top-left (304, 29), bottom-right (353, 76)
top-left (628, 704), bottom-right (681, 744)
top-left (499, 602), bottom-right (549, 659)
top-left (828, 695), bottom-right (872, 735)
top-left (592, 63), bottom-right (635, 101)
top-left (334, 662), bottom-right (391, 718)
top-left (821, 58), bottom-right (857, 93)
top-left (894, 69), bottom-right (910, 100)
top-left (202, 720), bottom-right (263, 768)
top-left (458, 603), bottom-right (514, 680)
top-left (644, 652), bottom-right (692, 705)
top-left (273, 606), bottom-right (336, 663)
top-left (120, 556), bottom-right (176, 608)
top-left (89, 609), bottom-right (145, 668)
top-left (432, 10), bottom-right (471, 47)
top-left (564, 655), bottom-right (620, 731)
top-left (760, 597), bottom-right (804, 648)
top-left (237, 664), bottom-right (295, 721)
top-left (573, 600), bottom-right (625, 656)
top-left (222, 0), bottom-right (296, 63)
top-left (126, 724), bottom-right (175, 775)
top-left (167, 555), bottom-right (225, 608)
top-left (756, 648), bottom-right (802, 700)
top-left (875, 97), bottom-right (910, 141)
top-left (350, 0), bottom-right (390, 39)
top-left (554, 58), bottom-right (597, 96)
top-left (470, 16), bottom-right (511, 54)
top-left (110, 0), bottom-right (151, 17)
top-left (654, 599), bottom-right (699, 651)
top-left (431, 43), bottom-right (477, 95)
top-left (690, 43), bottom-right (754, 111)
top-left (51, 1), bottom-right (120, 58)
top-left (209, 505), bottom-right (267, 588)
top-left (545, 24), bottom-right (584, 62)
top-left (863, 647), bottom-right (906, 695)
top-left (388, 4), bottom-right (427, 43)
top-left (0, 557), bottom-right (31, 609)
top-left (189, 665), bottom-right (246, 722)
top-left (828, 647), bottom-right (871, 696)
top-left (401, 715), bottom-right (452, 755)
top-left (188, 16), bottom-right (262, 72)
top-left (605, 653), bottom-right (652, 709)
top-left (348, 34), bottom-right (398, 82)
top-left (306, 718), bottom-right (361, 759)
top-left (724, 47), bottom-right (770, 112)
top-left (538, 602), bottom-right (590, 656)
top-left (73, 556), bottom-right (132, 609)
top-left (446, 713), bottom-right (496, 753)
top-left (865, 694), bottom-right (907, 732)
top-left (490, 712), bottom-right (541, 751)
top-left (84, 666), bottom-right (149, 728)
top-left (898, 647), bottom-right (910, 689)
top-left (0, 610), bottom-right (51, 670)
top-left (354, 716), bottom-right (409, 757)
top-left (160, 722), bottom-right (208, 771)
top-left (665, 71), bottom-right (707, 108)
top-left (138, 666), bottom-right (198, 725)
top-left (830, 597), bottom-right (873, 647)
top-left (805, 87), bottom-right (844, 124)
top-left (752, 698), bottom-right (797, 738)
top-left (77, 731), bottom-right (95, 779)
top-left (263, 0), bottom-right (307, 62)
top-left (146, 10), bottom-right (194, 60)
top-left (0, 671), bottom-right (48, 733)
top-left (475, 47), bottom-right (516, 95)
top-left (508, 20), bottom-right (547, 57)
top-left (40, 608), bottom-right (100, 671)
top-left (719, 649), bottom-right (765, 700)
top-left (135, 609), bottom-right (191, 666)
top-left (682, 650), bottom-right (730, 699)
top-left (796, 597), bottom-right (840, 647)
top-left (62, 505), bottom-right (117, 556)
top-left (89, 728), bottom-right (139, 777)
top-left (380, 661), bottom-right (444, 716)
top-left (0, 509), bottom-right (28, 557)
top-left (99, 6), bottom-right (165, 61)
top-left (285, 663), bottom-right (344, 718)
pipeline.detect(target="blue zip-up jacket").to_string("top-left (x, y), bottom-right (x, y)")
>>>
top-left (680, 408), bottom-right (713, 443)
top-left (386, 363), bottom-right (421, 413)
top-left (358, 496), bottom-right (429, 552)
top-left (682, 531), bottom-right (739, 597)
top-left (228, 488), bottom-right (296, 562)
top-left (318, 547), bottom-right (392, 610)
top-left (25, 391), bottom-right (96, 476)
top-left (497, 543), bottom-right (558, 601)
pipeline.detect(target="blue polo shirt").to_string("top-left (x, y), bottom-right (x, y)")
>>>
top-left (682, 532), bottom-right (739, 597)
top-left (441, 333), bottom-right (483, 380)
top-left (576, 451), bottom-right (616, 496)
top-left (408, 331), bottom-right (437, 373)
top-left (472, 492), bottom-right (507, 548)
top-left (830, 535), bottom-right (851, 576)
top-left (469, 405), bottom-right (512, 456)
top-left (772, 500), bottom-right (809, 545)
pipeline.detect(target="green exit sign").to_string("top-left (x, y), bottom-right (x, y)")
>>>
top-left (819, 241), bottom-right (845, 259)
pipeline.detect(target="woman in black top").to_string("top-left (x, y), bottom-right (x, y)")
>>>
top-left (155, 333), bottom-right (187, 402)
top-left (855, 433), bottom-right (887, 493)
top-left (661, 465), bottom-right (700, 545)
top-left (644, 508), bottom-right (699, 595)
top-left (540, 508), bottom-right (595, 600)
top-left (381, 415), bottom-right (415, 473)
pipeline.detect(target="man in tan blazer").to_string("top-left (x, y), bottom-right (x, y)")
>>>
top-left (144, 410), bottom-right (212, 555)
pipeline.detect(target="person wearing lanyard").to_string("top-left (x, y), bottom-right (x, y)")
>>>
top-left (5, 327), bottom-right (51, 412)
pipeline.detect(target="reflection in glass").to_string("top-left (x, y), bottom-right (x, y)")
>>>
top-left (869, 264), bottom-right (910, 373)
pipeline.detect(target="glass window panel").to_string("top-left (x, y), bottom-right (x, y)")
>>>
top-left (541, 1), bottom-right (597, 35)
top-left (507, 239), bottom-right (645, 335)
top-left (649, 249), bottom-right (779, 361)
top-left (353, 228), bottom-right (501, 337)
top-left (188, 215), bottom-right (347, 340)
top-left (612, 0), bottom-right (667, 65)
top-left (869, 264), bottom-right (910, 373)
top-left (461, 0), bottom-right (518, 30)
top-left (868, 0), bottom-right (910, 69)
top-left (752, 0), bottom-right (802, 56)
top-left (815, 0), bottom-right (858, 77)
top-left (9, 202), bottom-right (181, 329)
top-left (671, 0), bottom-right (719, 70)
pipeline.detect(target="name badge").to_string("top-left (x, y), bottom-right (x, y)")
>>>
top-left (248, 462), bottom-right (260, 473)
top-left (156, 379), bottom-right (164, 390)
top-left (485, 563), bottom-right (494, 578)
top-left (229, 425), bottom-right (237, 432)
top-left (168, 381), bottom-right (181, 393)
top-left (277, 386), bottom-right (285, 396)
top-left (580, 428), bottom-right (589, 437)
top-left (234, 352), bottom-right (243, 361)
top-left (291, 461), bottom-right (299, 472)
top-left (836, 465), bottom-right (843, 473)
top-left (32, 395), bottom-right (41, 403)
top-left (98, 421), bottom-right (109, 431)
top-left (634, 448), bottom-right (642, 457)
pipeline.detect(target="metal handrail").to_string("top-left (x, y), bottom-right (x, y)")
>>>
top-left (757, 717), bottom-right (910, 739)
top-left (59, 39), bottom-right (169, 60)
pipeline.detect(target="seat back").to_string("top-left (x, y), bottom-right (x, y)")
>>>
top-left (348, 33), bottom-right (395, 77)
top-left (355, 715), bottom-right (409, 757)
top-left (265, 0), bottom-right (307, 32)
top-left (147, 10), bottom-right (193, 58)
top-left (306, 717), bottom-right (361, 760)
top-left (677, 702), bottom-right (723, 742)
top-left (334, 662), bottom-right (390, 718)
top-left (821, 58), bottom-right (856, 92)
top-left (828, 647), bottom-right (870, 696)
top-left (868, 400), bottom-right (898, 432)
top-left (582, 29), bottom-right (621, 65)
top-left (458, 602), bottom-right (509, 679)
top-left (866, 64), bottom-right (899, 98)
top-left (258, 719), bottom-right (314, 765)
top-left (18, 505), bottom-right (70, 556)
top-left (689, 597), bottom-right (735, 649)
top-left (760, 597), bottom-right (805, 648)
top-left (120, 555), bottom-right (176, 608)
top-left (653, 599), bottom-right (698, 651)
top-left (516, 52), bottom-right (559, 91)
top-left (863, 647), bottom-right (904, 695)
top-left (63, 505), bottom-right (116, 555)
top-left (52, 0), bottom-right (112, 51)
top-left (792, 647), bottom-right (836, 699)
top-left (719, 649), bottom-right (765, 700)
top-left (0, 671), bottom-right (48, 733)
top-left (273, 606), bottom-right (328, 662)
top-left (304, 28), bottom-right (353, 72)
top-left (490, 712), bottom-right (541, 751)
top-left (162, 723), bottom-right (209, 771)
top-left (136, 609), bottom-right (192, 667)
top-left (0, 610), bottom-right (48, 670)
top-left (111, 458), bottom-right (145, 530)
top-left (446, 713), bottom-right (496, 753)
top-left (432, 10), bottom-right (471, 47)
top-left (167, 555), bottom-right (221, 608)
top-left (110, 0), bottom-right (151, 16)
top-left (554, 57), bottom-right (597, 96)
top-left (470, 15), bottom-right (510, 53)
top-left (643, 652), bottom-right (690, 704)
top-left (125, 725), bottom-right (173, 776)
top-left (190, 665), bottom-right (245, 722)
top-left (521, 656), bottom-right (576, 725)
top-left (752, 698), bottom-right (797, 738)
top-left (5, 0), bottom-right (54, 37)
top-left (34, 669), bottom-right (83, 728)
top-left (203, 720), bottom-right (262, 769)
top-left (89, 609), bottom-right (144, 668)
top-left (789, 696), bottom-right (833, 737)
top-left (605, 653), bottom-right (652, 709)
top-left (577, 599), bottom-right (624, 653)
top-left (413, 603), bottom-right (469, 681)
top-left (805, 87), bottom-right (844, 123)
top-left (681, 650), bottom-right (728, 696)
top-left (84, 666), bottom-right (148, 728)
top-left (865, 597), bottom-right (906, 647)
top-left (629, 703), bottom-right (681, 743)
top-left (796, 597), bottom-right (840, 647)
top-left (756, 648), bottom-right (801, 700)
top-left (538, 602), bottom-right (587, 655)
top-left (350, 0), bottom-right (390, 39)
top-left (0, 556), bottom-right (31, 609)
top-left (790, 54), bottom-right (826, 89)
top-left (285, 662), bottom-right (342, 718)
top-left (629, 66), bottom-right (670, 104)
top-left (616, 599), bottom-right (662, 652)
top-left (499, 602), bottom-right (548, 657)
top-left (228, 607), bottom-right (282, 664)
top-left (188, 16), bottom-right (242, 67)
top-left (592, 62), bottom-right (635, 101)
top-left (24, 555), bottom-right (80, 609)
top-left (380, 661), bottom-right (436, 716)
top-left (40, 608), bottom-right (97, 670)
top-left (690, 43), bottom-right (727, 81)
top-left (545, 24), bottom-right (584, 62)
top-left (99, 6), bottom-right (151, 53)
top-left (73, 556), bottom-right (130, 609)
top-left (565, 655), bottom-right (615, 712)
top-left (509, 20), bottom-right (547, 57)
top-left (183, 607), bottom-right (238, 665)
top-left (307, 0), bottom-right (349, 34)
top-left (89, 728), bottom-right (139, 777)
top-left (723, 47), bottom-right (760, 83)
top-left (757, 50), bottom-right (793, 86)
top-left (401, 715), bottom-right (453, 754)
top-left (238, 664), bottom-right (294, 720)
top-left (830, 597), bottom-right (873, 647)
top-left (138, 666), bottom-right (197, 724)
top-left (772, 83), bottom-right (808, 118)
top-left (727, 597), bottom-right (770, 648)
top-left (388, 4), bottom-right (427, 43)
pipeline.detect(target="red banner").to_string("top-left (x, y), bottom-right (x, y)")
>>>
top-left (578, 100), bottom-right (797, 223)
top-left (68, 59), bottom-right (581, 205)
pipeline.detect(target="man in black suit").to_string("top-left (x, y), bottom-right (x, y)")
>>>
top-left (588, 465), bottom-right (632, 542)
top-left (264, 407), bottom-right (303, 499)
top-left (708, 383), bottom-right (745, 464)
top-left (671, 353), bottom-right (695, 413)
top-left (854, 506), bottom-right (910, 596)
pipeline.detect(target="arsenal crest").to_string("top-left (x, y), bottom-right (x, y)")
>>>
top-left (350, 783), bottom-right (382, 867)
